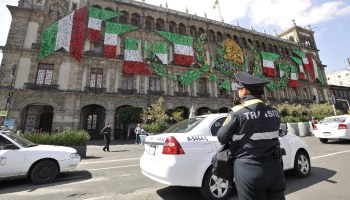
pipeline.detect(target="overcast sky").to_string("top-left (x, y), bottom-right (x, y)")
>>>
top-left (1, 0), bottom-right (350, 73)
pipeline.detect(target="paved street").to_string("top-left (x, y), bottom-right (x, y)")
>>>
top-left (1, 136), bottom-right (350, 200)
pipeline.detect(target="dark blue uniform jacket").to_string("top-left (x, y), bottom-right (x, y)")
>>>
top-left (217, 95), bottom-right (281, 159)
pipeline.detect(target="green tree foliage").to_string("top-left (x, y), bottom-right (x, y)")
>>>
top-left (117, 107), bottom-right (143, 124)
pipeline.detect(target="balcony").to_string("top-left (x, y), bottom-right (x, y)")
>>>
top-left (118, 88), bottom-right (137, 95)
top-left (197, 92), bottom-right (211, 98)
top-left (148, 90), bottom-right (165, 96)
top-left (24, 83), bottom-right (59, 91)
top-left (84, 86), bottom-right (106, 93)
top-left (173, 91), bottom-right (189, 97)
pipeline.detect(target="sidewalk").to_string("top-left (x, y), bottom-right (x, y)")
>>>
top-left (87, 139), bottom-right (136, 146)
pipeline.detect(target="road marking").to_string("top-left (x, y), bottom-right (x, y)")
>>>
top-left (311, 149), bottom-right (350, 160)
top-left (87, 164), bottom-right (140, 171)
top-left (79, 157), bottom-right (139, 165)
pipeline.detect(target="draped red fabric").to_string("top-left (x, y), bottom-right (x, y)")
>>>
top-left (69, 6), bottom-right (88, 62)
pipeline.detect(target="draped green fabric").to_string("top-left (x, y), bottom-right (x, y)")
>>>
top-left (105, 22), bottom-right (139, 34)
top-left (156, 31), bottom-right (194, 46)
top-left (39, 23), bottom-right (58, 59)
top-left (89, 7), bottom-right (122, 20)
top-left (261, 51), bottom-right (280, 61)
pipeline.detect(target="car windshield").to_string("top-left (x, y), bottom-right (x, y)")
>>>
top-left (321, 117), bottom-right (347, 123)
top-left (3, 132), bottom-right (36, 147)
top-left (163, 117), bottom-right (205, 133)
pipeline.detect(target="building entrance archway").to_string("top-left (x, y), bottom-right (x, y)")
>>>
top-left (81, 104), bottom-right (106, 139)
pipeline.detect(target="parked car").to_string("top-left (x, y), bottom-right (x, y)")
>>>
top-left (140, 114), bottom-right (311, 200)
top-left (0, 127), bottom-right (81, 184)
top-left (313, 115), bottom-right (350, 143)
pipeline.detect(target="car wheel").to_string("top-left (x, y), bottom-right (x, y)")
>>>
top-left (201, 167), bottom-right (233, 200)
top-left (293, 150), bottom-right (311, 178)
top-left (319, 138), bottom-right (328, 143)
top-left (30, 160), bottom-right (58, 184)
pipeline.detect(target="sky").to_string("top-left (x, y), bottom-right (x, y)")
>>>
top-left (1, 0), bottom-right (350, 74)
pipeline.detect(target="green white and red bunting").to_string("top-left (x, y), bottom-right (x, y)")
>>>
top-left (153, 42), bottom-right (168, 64)
top-left (123, 38), bottom-right (152, 75)
top-left (292, 50), bottom-right (311, 71)
top-left (278, 63), bottom-right (289, 78)
top-left (307, 54), bottom-right (324, 84)
top-left (86, 7), bottom-right (122, 41)
top-left (39, 6), bottom-right (88, 61)
top-left (156, 31), bottom-right (194, 66)
top-left (289, 65), bottom-right (300, 88)
top-left (104, 22), bottom-right (139, 58)
top-left (261, 51), bottom-right (280, 77)
top-left (290, 56), bottom-right (306, 80)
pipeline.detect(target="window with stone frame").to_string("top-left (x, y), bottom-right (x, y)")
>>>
top-left (93, 41), bottom-right (102, 54)
top-left (149, 76), bottom-right (161, 92)
top-left (70, 1), bottom-right (78, 11)
top-left (36, 63), bottom-right (53, 85)
top-left (122, 74), bottom-right (133, 91)
top-left (198, 78), bottom-right (207, 94)
top-left (90, 68), bottom-right (103, 88)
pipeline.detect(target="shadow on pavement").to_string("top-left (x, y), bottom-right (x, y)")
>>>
top-left (155, 166), bottom-right (336, 200)
top-left (0, 170), bottom-right (92, 194)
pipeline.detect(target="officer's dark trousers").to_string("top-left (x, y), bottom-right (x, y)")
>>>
top-left (234, 157), bottom-right (286, 200)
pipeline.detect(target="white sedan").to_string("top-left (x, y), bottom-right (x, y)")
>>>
top-left (140, 114), bottom-right (311, 200)
top-left (0, 128), bottom-right (81, 184)
top-left (313, 115), bottom-right (350, 143)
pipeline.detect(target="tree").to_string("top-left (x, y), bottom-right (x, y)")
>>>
top-left (117, 107), bottom-right (143, 139)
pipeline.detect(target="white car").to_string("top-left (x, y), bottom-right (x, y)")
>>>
top-left (313, 115), bottom-right (350, 143)
top-left (0, 128), bottom-right (81, 184)
top-left (140, 114), bottom-right (311, 200)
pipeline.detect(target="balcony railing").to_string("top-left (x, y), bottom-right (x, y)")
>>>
top-left (173, 91), bottom-right (189, 97)
top-left (84, 86), bottom-right (106, 93)
top-left (197, 92), bottom-right (211, 98)
top-left (24, 83), bottom-right (59, 91)
top-left (118, 88), bottom-right (137, 95)
top-left (148, 90), bottom-right (165, 96)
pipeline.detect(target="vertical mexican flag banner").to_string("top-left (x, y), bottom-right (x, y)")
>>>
top-left (152, 42), bottom-right (168, 64)
top-left (104, 22), bottom-right (138, 58)
top-left (39, 6), bottom-right (88, 61)
top-left (308, 56), bottom-right (324, 84)
top-left (290, 56), bottom-right (306, 80)
top-left (156, 31), bottom-right (194, 66)
top-left (123, 38), bottom-right (152, 75)
top-left (289, 65), bottom-right (300, 88)
top-left (261, 51), bottom-right (280, 77)
top-left (292, 50), bottom-right (310, 71)
top-left (86, 7), bottom-right (122, 42)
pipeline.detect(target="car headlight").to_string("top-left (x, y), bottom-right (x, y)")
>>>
top-left (70, 153), bottom-right (77, 158)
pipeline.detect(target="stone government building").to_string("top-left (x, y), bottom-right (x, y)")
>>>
top-left (0, 0), bottom-right (330, 139)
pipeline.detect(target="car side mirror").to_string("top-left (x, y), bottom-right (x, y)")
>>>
top-left (4, 144), bottom-right (19, 150)
top-left (279, 129), bottom-right (287, 137)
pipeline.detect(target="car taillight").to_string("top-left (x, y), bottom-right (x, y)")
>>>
top-left (338, 124), bottom-right (348, 130)
top-left (313, 124), bottom-right (318, 130)
top-left (162, 136), bottom-right (185, 155)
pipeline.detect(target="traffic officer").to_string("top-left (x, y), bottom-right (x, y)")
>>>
top-left (217, 72), bottom-right (286, 200)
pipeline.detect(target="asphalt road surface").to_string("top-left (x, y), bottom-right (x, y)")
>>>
top-left (1, 136), bottom-right (349, 200)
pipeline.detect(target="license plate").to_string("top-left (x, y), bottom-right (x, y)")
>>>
top-left (145, 146), bottom-right (156, 156)
top-left (323, 132), bottom-right (331, 136)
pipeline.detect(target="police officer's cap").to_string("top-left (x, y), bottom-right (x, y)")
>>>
top-left (235, 72), bottom-right (270, 95)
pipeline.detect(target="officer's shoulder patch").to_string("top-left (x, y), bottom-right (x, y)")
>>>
top-left (223, 115), bottom-right (232, 126)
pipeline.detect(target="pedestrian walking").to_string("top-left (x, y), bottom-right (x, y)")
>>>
top-left (101, 122), bottom-right (112, 152)
top-left (134, 124), bottom-right (142, 145)
top-left (217, 72), bottom-right (286, 200)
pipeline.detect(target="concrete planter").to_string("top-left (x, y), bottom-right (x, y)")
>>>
top-left (70, 145), bottom-right (87, 158)
top-left (285, 122), bottom-right (311, 137)
top-left (287, 123), bottom-right (299, 136)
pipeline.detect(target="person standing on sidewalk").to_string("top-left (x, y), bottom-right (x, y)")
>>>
top-left (101, 122), bottom-right (112, 152)
top-left (134, 124), bottom-right (142, 145)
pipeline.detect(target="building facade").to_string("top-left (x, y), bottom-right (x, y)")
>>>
top-left (0, 0), bottom-right (330, 139)
top-left (326, 69), bottom-right (350, 87)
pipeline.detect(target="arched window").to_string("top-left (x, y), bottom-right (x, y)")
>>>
top-left (285, 47), bottom-right (290, 56)
top-left (156, 18), bottom-right (164, 30)
top-left (225, 33), bottom-right (232, 39)
top-left (198, 27), bottom-right (205, 37)
top-left (190, 26), bottom-right (197, 37)
top-left (242, 37), bottom-right (247, 48)
top-left (247, 39), bottom-right (253, 47)
top-left (178, 23), bottom-right (186, 35)
top-left (145, 16), bottom-right (154, 31)
top-left (217, 31), bottom-right (223, 42)
top-left (269, 44), bottom-right (273, 52)
top-left (289, 36), bottom-right (295, 42)
top-left (209, 30), bottom-right (215, 42)
top-left (131, 13), bottom-right (140, 26)
top-left (255, 41), bottom-right (261, 51)
top-left (274, 45), bottom-right (278, 53)
top-left (92, 5), bottom-right (102, 9)
top-left (169, 21), bottom-right (177, 33)
top-left (261, 42), bottom-right (266, 51)
top-left (233, 35), bottom-right (239, 44)
top-left (119, 11), bottom-right (128, 24)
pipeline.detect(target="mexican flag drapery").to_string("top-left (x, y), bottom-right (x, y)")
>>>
top-left (289, 65), bottom-right (300, 88)
top-left (278, 63), bottom-right (289, 78)
top-left (153, 42), bottom-right (168, 64)
top-left (290, 56), bottom-right (306, 80)
top-left (261, 52), bottom-right (280, 77)
top-left (307, 55), bottom-right (324, 84)
top-left (39, 6), bottom-right (88, 61)
top-left (292, 50), bottom-right (311, 71)
top-left (156, 31), bottom-right (194, 66)
top-left (86, 7), bottom-right (122, 42)
top-left (104, 22), bottom-right (138, 58)
top-left (123, 38), bottom-right (152, 75)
